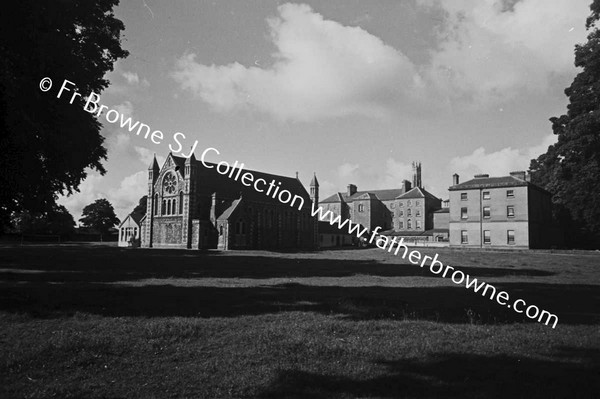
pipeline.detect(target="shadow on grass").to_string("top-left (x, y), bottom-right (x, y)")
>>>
top-left (1, 280), bottom-right (598, 325)
top-left (258, 348), bottom-right (600, 398)
top-left (0, 245), bottom-right (554, 282)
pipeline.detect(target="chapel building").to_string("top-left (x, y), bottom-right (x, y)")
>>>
top-left (140, 153), bottom-right (318, 250)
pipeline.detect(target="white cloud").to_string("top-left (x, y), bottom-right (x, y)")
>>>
top-left (173, 3), bottom-right (422, 122)
top-left (449, 133), bottom-right (556, 179)
top-left (320, 158), bottom-right (415, 198)
top-left (58, 170), bottom-right (149, 223)
top-left (135, 146), bottom-right (166, 167)
top-left (420, 0), bottom-right (589, 104)
top-left (122, 71), bottom-right (140, 85)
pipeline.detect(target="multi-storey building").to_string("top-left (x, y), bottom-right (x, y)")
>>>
top-left (448, 171), bottom-right (554, 249)
top-left (319, 162), bottom-right (443, 241)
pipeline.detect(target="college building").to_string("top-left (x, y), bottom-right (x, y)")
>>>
top-left (448, 171), bottom-right (556, 249)
top-left (318, 162), bottom-right (445, 243)
top-left (138, 153), bottom-right (318, 250)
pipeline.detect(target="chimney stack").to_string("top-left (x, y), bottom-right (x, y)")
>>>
top-left (510, 171), bottom-right (526, 181)
top-left (347, 184), bottom-right (357, 196)
top-left (474, 174), bottom-right (490, 179)
top-left (452, 173), bottom-right (459, 185)
top-left (402, 179), bottom-right (412, 192)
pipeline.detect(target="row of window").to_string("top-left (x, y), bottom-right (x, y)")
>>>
top-left (461, 205), bottom-right (515, 219)
top-left (398, 208), bottom-right (420, 217)
top-left (154, 193), bottom-right (184, 216)
top-left (391, 200), bottom-right (420, 209)
top-left (461, 230), bottom-right (515, 245)
top-left (399, 219), bottom-right (422, 230)
top-left (461, 190), bottom-right (514, 201)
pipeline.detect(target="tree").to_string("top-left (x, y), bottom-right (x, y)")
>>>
top-left (11, 205), bottom-right (75, 237)
top-left (529, 0), bottom-right (600, 248)
top-left (0, 1), bottom-right (128, 228)
top-left (132, 196), bottom-right (148, 216)
top-left (79, 199), bottom-right (120, 241)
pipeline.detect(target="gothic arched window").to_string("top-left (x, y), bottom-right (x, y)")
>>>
top-left (154, 194), bottom-right (158, 215)
top-left (179, 192), bottom-right (183, 214)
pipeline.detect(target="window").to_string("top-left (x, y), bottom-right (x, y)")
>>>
top-left (461, 230), bottom-right (468, 244)
top-left (179, 192), bottom-right (184, 214)
top-left (162, 173), bottom-right (177, 195)
top-left (407, 219), bottom-right (412, 229)
top-left (416, 200), bottom-right (420, 206)
top-left (416, 220), bottom-right (422, 229)
top-left (507, 230), bottom-right (515, 245)
top-left (416, 209), bottom-right (421, 217)
top-left (399, 210), bottom-right (404, 217)
top-left (484, 230), bottom-right (491, 244)
top-left (461, 207), bottom-right (468, 219)
top-left (235, 219), bottom-right (245, 234)
top-left (461, 193), bottom-right (468, 200)
top-left (507, 190), bottom-right (514, 198)
top-left (483, 206), bottom-right (491, 218)
top-left (407, 208), bottom-right (412, 217)
top-left (358, 204), bottom-right (364, 212)
top-left (154, 194), bottom-right (158, 215)
top-left (483, 191), bottom-right (490, 200)
top-left (399, 202), bottom-right (404, 207)
top-left (399, 220), bottom-right (404, 229)
top-left (408, 200), bottom-right (412, 206)
top-left (507, 206), bottom-right (515, 218)
top-left (161, 200), bottom-right (166, 215)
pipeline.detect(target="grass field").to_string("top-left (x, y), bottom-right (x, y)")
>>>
top-left (0, 244), bottom-right (599, 398)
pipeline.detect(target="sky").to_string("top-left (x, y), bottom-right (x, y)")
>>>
top-left (57, 0), bottom-right (592, 222)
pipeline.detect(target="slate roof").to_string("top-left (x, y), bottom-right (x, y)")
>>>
top-left (449, 175), bottom-right (528, 191)
top-left (320, 188), bottom-right (405, 203)
top-left (165, 155), bottom-right (312, 207)
top-left (217, 199), bottom-right (241, 221)
top-left (396, 187), bottom-right (440, 201)
top-left (434, 208), bottom-right (449, 213)
top-left (119, 212), bottom-right (143, 227)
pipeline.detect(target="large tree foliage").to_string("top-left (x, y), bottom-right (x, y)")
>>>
top-left (10, 205), bottom-right (75, 236)
top-left (530, 0), bottom-right (600, 248)
top-left (132, 195), bottom-right (148, 217)
top-left (79, 198), bottom-right (120, 239)
top-left (0, 0), bottom-right (128, 228)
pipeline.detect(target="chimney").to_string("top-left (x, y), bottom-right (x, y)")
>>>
top-left (510, 171), bottom-right (526, 181)
top-left (402, 179), bottom-right (412, 192)
top-left (452, 173), bottom-right (459, 185)
top-left (347, 184), bottom-right (357, 196)
top-left (474, 174), bottom-right (490, 179)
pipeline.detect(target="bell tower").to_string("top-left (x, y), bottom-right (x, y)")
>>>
top-left (145, 154), bottom-right (160, 247)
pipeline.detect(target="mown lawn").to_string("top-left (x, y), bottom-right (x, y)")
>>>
top-left (0, 244), bottom-right (599, 398)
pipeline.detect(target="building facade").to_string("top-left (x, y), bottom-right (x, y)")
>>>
top-left (140, 153), bottom-right (318, 250)
top-left (448, 171), bottom-right (554, 249)
top-left (118, 213), bottom-right (142, 247)
top-left (318, 162), bottom-right (443, 242)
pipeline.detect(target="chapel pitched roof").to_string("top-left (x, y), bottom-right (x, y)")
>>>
top-left (168, 155), bottom-right (312, 208)
top-left (217, 198), bottom-right (241, 221)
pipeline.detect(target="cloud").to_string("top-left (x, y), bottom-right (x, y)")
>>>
top-left (420, 0), bottom-right (589, 104)
top-left (122, 71), bottom-right (140, 85)
top-left (173, 3), bottom-right (423, 122)
top-left (135, 146), bottom-right (166, 167)
top-left (58, 170), bottom-right (148, 222)
top-left (449, 133), bottom-right (556, 179)
top-left (320, 158), bottom-right (415, 198)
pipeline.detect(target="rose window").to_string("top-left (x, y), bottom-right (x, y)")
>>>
top-left (162, 173), bottom-right (177, 195)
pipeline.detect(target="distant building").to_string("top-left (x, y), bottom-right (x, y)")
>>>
top-left (318, 221), bottom-right (357, 248)
top-left (448, 171), bottom-right (555, 249)
top-left (141, 153), bottom-right (317, 250)
top-left (318, 162), bottom-right (443, 244)
top-left (118, 213), bottom-right (142, 247)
